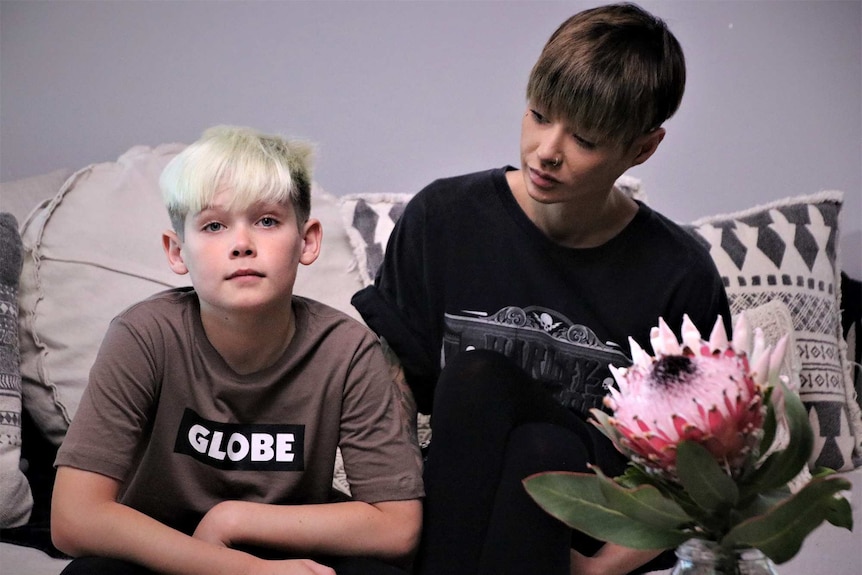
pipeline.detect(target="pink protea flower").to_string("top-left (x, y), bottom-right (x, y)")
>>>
top-left (602, 314), bottom-right (787, 479)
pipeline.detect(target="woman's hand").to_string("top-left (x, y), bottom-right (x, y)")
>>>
top-left (571, 544), bottom-right (662, 575)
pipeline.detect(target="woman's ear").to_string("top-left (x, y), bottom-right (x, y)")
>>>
top-left (630, 127), bottom-right (666, 167)
top-left (163, 230), bottom-right (189, 275)
top-left (299, 218), bottom-right (322, 266)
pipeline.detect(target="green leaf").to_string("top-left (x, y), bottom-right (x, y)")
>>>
top-left (722, 475), bottom-right (852, 564)
top-left (589, 409), bottom-right (623, 447)
top-left (738, 381), bottom-right (814, 498)
top-left (523, 472), bottom-right (690, 550)
top-left (734, 488), bottom-right (791, 521)
top-left (676, 441), bottom-right (739, 511)
top-left (824, 492), bottom-right (854, 530)
top-left (758, 393), bottom-right (778, 461)
top-left (591, 466), bottom-right (692, 529)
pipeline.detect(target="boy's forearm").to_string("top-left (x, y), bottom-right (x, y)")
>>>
top-left (52, 467), bottom-right (263, 575)
top-left (197, 498), bottom-right (422, 563)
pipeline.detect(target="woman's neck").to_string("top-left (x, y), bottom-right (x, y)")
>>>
top-left (506, 169), bottom-right (638, 249)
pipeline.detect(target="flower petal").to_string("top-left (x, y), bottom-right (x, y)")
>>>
top-left (651, 317), bottom-right (682, 356)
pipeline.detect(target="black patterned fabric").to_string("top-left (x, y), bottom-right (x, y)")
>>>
top-left (841, 272), bottom-right (862, 416)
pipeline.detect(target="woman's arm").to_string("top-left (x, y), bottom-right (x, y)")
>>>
top-left (52, 466), bottom-right (335, 575)
top-left (571, 544), bottom-right (663, 575)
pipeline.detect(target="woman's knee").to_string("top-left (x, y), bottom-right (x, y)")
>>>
top-left (506, 422), bottom-right (592, 476)
top-left (434, 350), bottom-right (534, 413)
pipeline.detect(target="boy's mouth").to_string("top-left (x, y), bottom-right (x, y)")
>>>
top-left (227, 269), bottom-right (265, 279)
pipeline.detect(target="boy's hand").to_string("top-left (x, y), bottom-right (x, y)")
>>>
top-left (193, 501), bottom-right (240, 547)
top-left (194, 503), bottom-right (336, 575)
top-left (250, 559), bottom-right (335, 575)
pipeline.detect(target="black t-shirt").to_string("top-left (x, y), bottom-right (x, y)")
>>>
top-left (353, 167), bottom-right (731, 415)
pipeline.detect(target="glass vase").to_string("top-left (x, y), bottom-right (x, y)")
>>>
top-left (670, 539), bottom-right (778, 575)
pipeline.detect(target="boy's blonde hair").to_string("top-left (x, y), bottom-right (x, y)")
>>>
top-left (526, 2), bottom-right (685, 147)
top-left (161, 125), bottom-right (315, 234)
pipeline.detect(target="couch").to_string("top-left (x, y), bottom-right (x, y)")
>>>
top-left (1, 144), bottom-right (860, 574)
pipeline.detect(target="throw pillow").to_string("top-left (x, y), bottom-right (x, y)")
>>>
top-left (0, 168), bottom-right (73, 226)
top-left (17, 144), bottom-right (191, 445)
top-left (685, 191), bottom-right (861, 471)
top-left (0, 212), bottom-right (34, 528)
top-left (340, 193), bottom-right (414, 287)
top-left (295, 186), bottom-right (365, 324)
top-left (734, 299), bottom-right (811, 491)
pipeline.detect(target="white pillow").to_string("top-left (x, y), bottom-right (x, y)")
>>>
top-left (18, 144), bottom-right (190, 445)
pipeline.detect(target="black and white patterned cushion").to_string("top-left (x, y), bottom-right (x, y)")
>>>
top-left (685, 191), bottom-right (860, 471)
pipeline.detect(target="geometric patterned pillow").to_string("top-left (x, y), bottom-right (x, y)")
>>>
top-left (685, 191), bottom-right (861, 471)
top-left (339, 193), bottom-right (413, 287)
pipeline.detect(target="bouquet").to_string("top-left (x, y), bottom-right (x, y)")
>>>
top-left (523, 314), bottom-right (853, 567)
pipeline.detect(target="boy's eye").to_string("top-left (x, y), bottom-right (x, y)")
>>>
top-left (203, 222), bottom-right (224, 232)
top-left (258, 216), bottom-right (278, 228)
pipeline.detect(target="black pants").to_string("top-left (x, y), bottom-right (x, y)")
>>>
top-left (414, 349), bottom-right (672, 575)
top-left (60, 555), bottom-right (409, 575)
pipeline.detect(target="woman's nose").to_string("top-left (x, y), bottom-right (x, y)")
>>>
top-left (537, 126), bottom-right (565, 167)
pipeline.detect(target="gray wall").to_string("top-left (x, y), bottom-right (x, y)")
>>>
top-left (2, 0), bottom-right (860, 277)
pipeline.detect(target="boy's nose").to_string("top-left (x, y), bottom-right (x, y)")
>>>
top-left (230, 227), bottom-right (255, 257)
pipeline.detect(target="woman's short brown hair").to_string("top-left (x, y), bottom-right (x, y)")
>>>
top-left (526, 3), bottom-right (685, 147)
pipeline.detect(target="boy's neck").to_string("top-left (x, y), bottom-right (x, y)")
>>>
top-left (199, 301), bottom-right (297, 375)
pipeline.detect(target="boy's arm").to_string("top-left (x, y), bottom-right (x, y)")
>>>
top-left (52, 466), bottom-right (335, 575)
top-left (193, 498), bottom-right (422, 564)
top-left (191, 342), bottom-right (424, 565)
top-left (380, 336), bottom-right (420, 451)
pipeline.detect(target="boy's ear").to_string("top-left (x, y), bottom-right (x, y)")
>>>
top-left (163, 230), bottom-right (189, 275)
top-left (299, 218), bottom-right (322, 266)
top-left (629, 127), bottom-right (666, 167)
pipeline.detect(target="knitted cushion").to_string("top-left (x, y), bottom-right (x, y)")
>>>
top-left (0, 213), bottom-right (33, 527)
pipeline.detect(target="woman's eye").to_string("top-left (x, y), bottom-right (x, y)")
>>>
top-left (573, 134), bottom-right (597, 150)
top-left (530, 109), bottom-right (547, 123)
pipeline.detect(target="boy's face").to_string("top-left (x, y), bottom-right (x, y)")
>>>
top-left (516, 104), bottom-right (663, 205)
top-left (162, 189), bottom-right (320, 317)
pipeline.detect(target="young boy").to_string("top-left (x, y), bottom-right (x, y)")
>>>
top-left (352, 3), bottom-right (730, 575)
top-left (51, 126), bottom-right (424, 575)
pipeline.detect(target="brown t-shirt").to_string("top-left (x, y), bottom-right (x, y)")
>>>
top-left (57, 288), bottom-right (423, 534)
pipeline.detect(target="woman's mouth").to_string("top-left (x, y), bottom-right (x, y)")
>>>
top-left (528, 166), bottom-right (560, 189)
